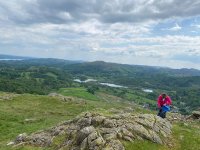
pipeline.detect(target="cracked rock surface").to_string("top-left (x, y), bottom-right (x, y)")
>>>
top-left (13, 112), bottom-right (172, 150)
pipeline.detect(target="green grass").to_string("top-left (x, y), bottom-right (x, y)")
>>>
top-left (58, 87), bottom-right (99, 101)
top-left (124, 122), bottom-right (200, 150)
top-left (172, 122), bottom-right (200, 150)
top-left (0, 91), bottom-right (131, 150)
top-left (124, 140), bottom-right (168, 150)
top-left (0, 94), bottom-right (94, 149)
top-left (99, 87), bottom-right (156, 108)
top-left (125, 92), bottom-right (156, 105)
top-left (1, 89), bottom-right (199, 150)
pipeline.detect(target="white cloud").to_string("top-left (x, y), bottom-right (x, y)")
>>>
top-left (169, 23), bottom-right (182, 31)
top-left (1, 0), bottom-right (200, 69)
top-left (57, 12), bottom-right (73, 20)
top-left (192, 24), bottom-right (200, 28)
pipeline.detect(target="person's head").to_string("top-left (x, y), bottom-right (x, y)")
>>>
top-left (161, 93), bottom-right (167, 98)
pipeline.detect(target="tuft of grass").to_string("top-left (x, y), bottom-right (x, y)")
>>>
top-left (124, 140), bottom-right (168, 150)
top-left (50, 134), bottom-right (66, 150)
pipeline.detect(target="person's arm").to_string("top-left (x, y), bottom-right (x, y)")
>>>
top-left (157, 96), bottom-right (162, 108)
top-left (166, 96), bottom-right (172, 105)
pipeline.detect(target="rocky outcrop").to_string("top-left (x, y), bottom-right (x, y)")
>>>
top-left (0, 93), bottom-right (18, 101)
top-left (48, 93), bottom-right (87, 105)
top-left (12, 112), bottom-right (172, 149)
top-left (191, 111), bottom-right (200, 119)
top-left (186, 111), bottom-right (200, 120)
top-left (48, 93), bottom-right (74, 102)
top-left (168, 113), bottom-right (187, 122)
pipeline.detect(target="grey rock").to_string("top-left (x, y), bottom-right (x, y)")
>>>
top-left (77, 117), bottom-right (92, 128)
top-left (103, 133), bottom-right (117, 141)
top-left (29, 132), bottom-right (52, 147)
top-left (87, 131), bottom-right (99, 144)
top-left (15, 133), bottom-right (27, 144)
top-left (12, 112), bottom-right (172, 149)
top-left (91, 115), bottom-right (106, 126)
top-left (88, 136), bottom-right (105, 150)
top-left (80, 138), bottom-right (88, 150)
top-left (123, 136), bottom-right (133, 142)
top-left (103, 119), bottom-right (116, 128)
top-left (148, 130), bottom-right (162, 144)
top-left (192, 111), bottom-right (200, 119)
top-left (105, 140), bottom-right (125, 150)
top-left (77, 126), bottom-right (95, 144)
top-left (121, 127), bottom-right (134, 138)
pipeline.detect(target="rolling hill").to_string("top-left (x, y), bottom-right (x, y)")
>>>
top-left (0, 56), bottom-right (200, 113)
top-left (0, 56), bottom-right (200, 149)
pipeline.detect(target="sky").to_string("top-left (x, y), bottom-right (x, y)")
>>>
top-left (0, 0), bottom-right (200, 69)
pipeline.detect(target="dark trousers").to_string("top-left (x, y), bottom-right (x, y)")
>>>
top-left (157, 108), bottom-right (166, 118)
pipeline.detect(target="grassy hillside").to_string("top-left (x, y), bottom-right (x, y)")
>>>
top-left (0, 58), bottom-right (200, 114)
top-left (0, 90), bottom-right (199, 150)
top-left (66, 61), bottom-right (200, 77)
top-left (65, 61), bottom-right (200, 114)
top-left (0, 91), bottom-right (132, 150)
top-left (58, 87), bottom-right (99, 101)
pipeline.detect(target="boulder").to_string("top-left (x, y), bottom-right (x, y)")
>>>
top-left (28, 132), bottom-right (52, 147)
top-left (91, 115), bottom-right (106, 126)
top-left (192, 111), bottom-right (200, 119)
top-left (77, 126), bottom-right (95, 144)
top-left (104, 140), bottom-right (125, 150)
top-left (103, 119), bottom-right (116, 128)
top-left (15, 133), bottom-right (27, 144)
top-left (77, 117), bottom-right (92, 128)
top-left (12, 112), bottom-right (172, 149)
top-left (88, 133), bottom-right (105, 150)
top-left (80, 138), bottom-right (88, 150)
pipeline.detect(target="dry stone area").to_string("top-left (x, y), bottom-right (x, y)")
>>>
top-left (12, 112), bottom-right (172, 150)
top-left (0, 93), bottom-right (18, 101)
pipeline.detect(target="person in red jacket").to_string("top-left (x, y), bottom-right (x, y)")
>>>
top-left (157, 93), bottom-right (172, 118)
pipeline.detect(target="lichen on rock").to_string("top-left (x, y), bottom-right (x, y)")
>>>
top-left (12, 112), bottom-right (172, 149)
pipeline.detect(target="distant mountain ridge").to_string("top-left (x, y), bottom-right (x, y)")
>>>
top-left (1, 54), bottom-right (200, 76)
top-left (0, 54), bottom-right (83, 67)
top-left (66, 61), bottom-right (200, 77)
top-left (0, 54), bottom-right (33, 60)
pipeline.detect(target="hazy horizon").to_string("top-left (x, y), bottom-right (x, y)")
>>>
top-left (1, 53), bottom-right (200, 71)
top-left (1, 0), bottom-right (200, 69)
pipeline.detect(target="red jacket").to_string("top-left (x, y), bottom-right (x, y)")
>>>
top-left (157, 95), bottom-right (172, 108)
